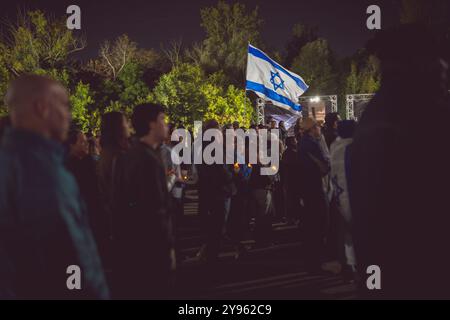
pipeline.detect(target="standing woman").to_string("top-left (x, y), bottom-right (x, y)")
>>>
top-left (97, 112), bottom-right (131, 274)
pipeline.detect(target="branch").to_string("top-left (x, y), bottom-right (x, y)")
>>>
top-left (100, 42), bottom-right (116, 79)
top-left (67, 37), bottom-right (86, 55)
top-left (116, 46), bottom-right (127, 76)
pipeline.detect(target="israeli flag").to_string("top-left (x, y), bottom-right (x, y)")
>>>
top-left (246, 44), bottom-right (308, 113)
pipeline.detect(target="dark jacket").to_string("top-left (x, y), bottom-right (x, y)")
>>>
top-left (0, 128), bottom-right (108, 299)
top-left (248, 163), bottom-right (275, 190)
top-left (349, 82), bottom-right (450, 299)
top-left (97, 146), bottom-right (127, 227)
top-left (280, 147), bottom-right (300, 196)
top-left (197, 139), bottom-right (235, 200)
top-left (297, 134), bottom-right (329, 194)
top-left (66, 155), bottom-right (109, 267)
top-left (112, 141), bottom-right (174, 298)
top-left (322, 125), bottom-right (338, 149)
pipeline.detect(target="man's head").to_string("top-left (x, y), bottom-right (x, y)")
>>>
top-left (367, 23), bottom-right (448, 93)
top-left (269, 119), bottom-right (277, 129)
top-left (285, 136), bottom-right (297, 149)
top-left (131, 103), bottom-right (168, 144)
top-left (301, 117), bottom-right (320, 138)
top-left (204, 119), bottom-right (220, 130)
top-left (100, 111), bottom-right (130, 149)
top-left (66, 126), bottom-right (89, 159)
top-left (324, 112), bottom-right (340, 129)
top-left (5, 74), bottom-right (71, 142)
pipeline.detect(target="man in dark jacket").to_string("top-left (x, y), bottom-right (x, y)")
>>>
top-left (298, 117), bottom-right (330, 272)
top-left (65, 126), bottom-right (108, 271)
top-left (113, 103), bottom-right (174, 299)
top-left (197, 120), bottom-right (235, 264)
top-left (322, 112), bottom-right (340, 149)
top-left (0, 74), bottom-right (108, 299)
top-left (349, 24), bottom-right (450, 299)
top-left (280, 136), bottom-right (301, 224)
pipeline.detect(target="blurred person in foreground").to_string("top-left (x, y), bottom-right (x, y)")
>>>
top-left (113, 103), bottom-right (175, 299)
top-left (0, 74), bottom-right (108, 299)
top-left (65, 125), bottom-right (107, 272)
top-left (330, 120), bottom-right (357, 281)
top-left (297, 117), bottom-right (330, 273)
top-left (349, 24), bottom-right (450, 299)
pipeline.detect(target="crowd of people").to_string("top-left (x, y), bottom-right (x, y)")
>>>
top-left (0, 72), bottom-right (357, 299)
top-left (1, 24), bottom-right (450, 300)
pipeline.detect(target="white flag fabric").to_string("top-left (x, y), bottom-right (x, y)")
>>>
top-left (246, 43), bottom-right (308, 113)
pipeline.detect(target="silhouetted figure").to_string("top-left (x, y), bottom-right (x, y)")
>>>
top-left (97, 112), bottom-right (130, 273)
top-left (293, 117), bottom-right (304, 142)
top-left (349, 24), bottom-right (450, 298)
top-left (279, 120), bottom-right (287, 145)
top-left (98, 112), bottom-right (130, 225)
top-left (249, 162), bottom-right (275, 247)
top-left (322, 112), bottom-right (340, 149)
top-left (298, 117), bottom-right (330, 272)
top-left (159, 124), bottom-right (184, 265)
top-left (0, 74), bottom-right (108, 299)
top-left (330, 120), bottom-right (357, 281)
top-left (113, 104), bottom-right (175, 299)
top-left (65, 126), bottom-right (106, 270)
top-left (228, 138), bottom-right (253, 258)
top-left (197, 120), bottom-right (235, 264)
top-left (232, 121), bottom-right (240, 130)
top-left (280, 136), bottom-right (301, 224)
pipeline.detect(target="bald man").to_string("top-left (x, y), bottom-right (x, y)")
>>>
top-left (0, 74), bottom-right (109, 299)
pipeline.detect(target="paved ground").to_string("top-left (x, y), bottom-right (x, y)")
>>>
top-left (173, 188), bottom-right (357, 300)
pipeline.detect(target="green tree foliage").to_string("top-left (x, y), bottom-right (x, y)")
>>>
top-left (0, 44), bottom-right (10, 115)
top-left (345, 53), bottom-right (381, 94)
top-left (117, 62), bottom-right (151, 109)
top-left (69, 81), bottom-right (95, 133)
top-left (198, 1), bottom-right (262, 85)
top-left (1, 10), bottom-right (85, 76)
top-left (153, 63), bottom-right (253, 128)
top-left (153, 63), bottom-right (206, 127)
top-left (202, 84), bottom-right (254, 128)
top-left (0, 10), bottom-right (84, 115)
top-left (290, 39), bottom-right (337, 95)
top-left (85, 36), bottom-right (164, 117)
top-left (1, 4), bottom-right (395, 132)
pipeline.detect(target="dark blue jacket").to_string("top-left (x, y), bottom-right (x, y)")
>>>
top-left (0, 128), bottom-right (108, 299)
top-left (297, 134), bottom-right (329, 194)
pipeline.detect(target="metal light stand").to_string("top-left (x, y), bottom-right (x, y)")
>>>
top-left (345, 93), bottom-right (375, 120)
top-left (256, 97), bottom-right (265, 125)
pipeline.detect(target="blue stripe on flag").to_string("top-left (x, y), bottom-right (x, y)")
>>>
top-left (248, 45), bottom-right (309, 92)
top-left (246, 81), bottom-right (302, 112)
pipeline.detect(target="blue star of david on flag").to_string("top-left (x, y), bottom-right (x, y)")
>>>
top-left (246, 44), bottom-right (308, 113)
top-left (270, 71), bottom-right (285, 91)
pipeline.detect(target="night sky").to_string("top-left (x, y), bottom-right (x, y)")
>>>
top-left (0, 0), bottom-right (402, 60)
